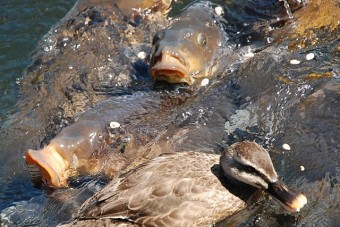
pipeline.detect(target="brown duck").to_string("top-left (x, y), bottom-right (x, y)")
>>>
top-left (66, 141), bottom-right (307, 226)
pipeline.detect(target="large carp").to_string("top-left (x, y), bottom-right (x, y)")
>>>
top-left (150, 1), bottom-right (234, 84)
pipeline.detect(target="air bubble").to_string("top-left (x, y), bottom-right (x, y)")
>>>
top-left (42, 37), bottom-right (56, 52)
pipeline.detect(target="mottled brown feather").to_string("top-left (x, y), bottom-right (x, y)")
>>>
top-left (79, 152), bottom-right (247, 226)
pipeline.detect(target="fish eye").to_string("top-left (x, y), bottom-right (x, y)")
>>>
top-left (152, 29), bottom-right (165, 45)
top-left (197, 33), bottom-right (207, 47)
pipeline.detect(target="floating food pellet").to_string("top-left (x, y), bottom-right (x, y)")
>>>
top-left (290, 59), bottom-right (301, 65)
top-left (110, 121), bottom-right (120, 129)
top-left (305, 53), bottom-right (315, 60)
top-left (201, 78), bottom-right (209, 86)
top-left (137, 51), bottom-right (147, 59)
top-left (300, 165), bottom-right (305, 171)
top-left (282, 143), bottom-right (291, 150)
top-left (214, 6), bottom-right (224, 16)
top-left (244, 52), bottom-right (255, 58)
top-left (85, 16), bottom-right (91, 25)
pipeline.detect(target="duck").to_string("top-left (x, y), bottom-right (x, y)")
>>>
top-left (64, 141), bottom-right (307, 226)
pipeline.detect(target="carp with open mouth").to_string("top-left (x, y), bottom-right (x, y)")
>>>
top-left (150, 2), bottom-right (232, 85)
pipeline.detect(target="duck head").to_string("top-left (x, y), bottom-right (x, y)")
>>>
top-left (220, 141), bottom-right (307, 212)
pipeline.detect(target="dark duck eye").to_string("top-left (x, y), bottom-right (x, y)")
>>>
top-left (197, 33), bottom-right (207, 47)
top-left (152, 29), bottom-right (165, 45)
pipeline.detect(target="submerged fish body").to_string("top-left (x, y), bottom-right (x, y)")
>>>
top-left (150, 2), bottom-right (230, 84)
top-left (10, 0), bottom-right (172, 186)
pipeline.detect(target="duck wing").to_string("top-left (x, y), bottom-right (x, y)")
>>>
top-left (78, 152), bottom-right (246, 226)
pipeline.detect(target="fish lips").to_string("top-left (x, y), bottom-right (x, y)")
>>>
top-left (150, 53), bottom-right (191, 84)
top-left (265, 180), bottom-right (307, 212)
top-left (25, 147), bottom-right (69, 187)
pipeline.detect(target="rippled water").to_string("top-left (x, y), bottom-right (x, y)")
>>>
top-left (0, 0), bottom-right (77, 126)
top-left (0, 0), bottom-right (339, 226)
top-left (0, 0), bottom-right (76, 224)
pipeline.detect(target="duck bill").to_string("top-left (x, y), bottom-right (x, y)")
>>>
top-left (25, 145), bottom-right (69, 187)
top-left (150, 53), bottom-right (192, 84)
top-left (266, 180), bottom-right (307, 212)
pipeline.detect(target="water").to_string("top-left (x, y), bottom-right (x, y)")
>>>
top-left (0, 0), bottom-right (77, 127)
top-left (0, 0), bottom-right (77, 224)
top-left (0, 0), bottom-right (339, 226)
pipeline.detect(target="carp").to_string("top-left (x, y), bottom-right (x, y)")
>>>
top-left (150, 2), bottom-right (232, 84)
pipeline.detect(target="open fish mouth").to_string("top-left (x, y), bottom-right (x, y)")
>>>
top-left (150, 52), bottom-right (190, 84)
top-left (151, 68), bottom-right (186, 83)
top-left (266, 180), bottom-right (307, 212)
top-left (25, 147), bottom-right (69, 187)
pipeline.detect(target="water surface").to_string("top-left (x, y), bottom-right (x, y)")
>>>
top-left (0, 0), bottom-right (77, 126)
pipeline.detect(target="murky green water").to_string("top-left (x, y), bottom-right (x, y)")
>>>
top-left (0, 0), bottom-right (77, 126)
top-left (0, 0), bottom-right (76, 224)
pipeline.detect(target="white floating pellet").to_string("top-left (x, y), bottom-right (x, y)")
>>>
top-left (201, 78), bottom-right (209, 86)
top-left (300, 165), bottom-right (305, 171)
top-left (305, 53), bottom-right (315, 60)
top-left (110, 121), bottom-right (120, 129)
top-left (214, 6), bottom-right (224, 16)
top-left (282, 143), bottom-right (291, 151)
top-left (244, 52), bottom-right (255, 58)
top-left (137, 51), bottom-right (146, 59)
top-left (290, 59), bottom-right (301, 65)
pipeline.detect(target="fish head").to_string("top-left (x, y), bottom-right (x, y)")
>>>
top-left (150, 4), bottom-right (224, 85)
